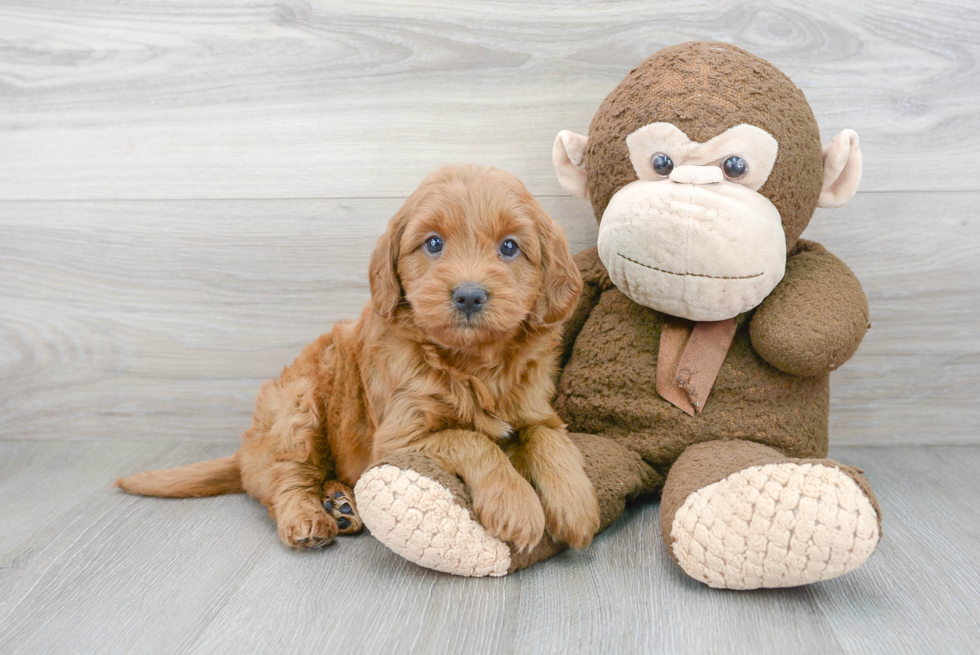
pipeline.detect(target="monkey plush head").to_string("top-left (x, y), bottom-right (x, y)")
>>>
top-left (553, 42), bottom-right (862, 321)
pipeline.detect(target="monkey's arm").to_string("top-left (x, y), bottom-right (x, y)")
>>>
top-left (749, 240), bottom-right (870, 377)
top-left (560, 248), bottom-right (613, 367)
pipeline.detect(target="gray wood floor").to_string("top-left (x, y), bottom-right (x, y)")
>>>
top-left (0, 442), bottom-right (977, 655)
top-left (2, 0), bottom-right (979, 653)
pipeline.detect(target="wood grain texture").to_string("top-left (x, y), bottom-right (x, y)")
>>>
top-left (2, 191), bottom-right (976, 445)
top-left (0, 442), bottom-right (977, 655)
top-left (0, 196), bottom-right (596, 442)
top-left (0, 442), bottom-right (275, 655)
top-left (1, 0), bottom-right (978, 199)
top-left (807, 191), bottom-right (980, 444)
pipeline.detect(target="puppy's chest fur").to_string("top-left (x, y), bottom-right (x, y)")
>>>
top-left (411, 337), bottom-right (558, 442)
top-left (439, 370), bottom-right (522, 441)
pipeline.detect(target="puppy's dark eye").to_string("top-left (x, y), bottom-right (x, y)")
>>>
top-left (423, 235), bottom-right (444, 255)
top-left (722, 156), bottom-right (748, 179)
top-left (651, 153), bottom-right (674, 177)
top-left (499, 238), bottom-right (520, 259)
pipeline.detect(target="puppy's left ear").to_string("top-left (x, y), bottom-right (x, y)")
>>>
top-left (369, 219), bottom-right (403, 320)
top-left (531, 203), bottom-right (583, 326)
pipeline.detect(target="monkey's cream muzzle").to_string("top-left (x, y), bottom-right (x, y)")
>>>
top-left (598, 178), bottom-right (786, 321)
top-left (596, 122), bottom-right (787, 321)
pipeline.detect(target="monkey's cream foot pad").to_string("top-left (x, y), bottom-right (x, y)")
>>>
top-left (669, 462), bottom-right (880, 589)
top-left (354, 465), bottom-right (512, 577)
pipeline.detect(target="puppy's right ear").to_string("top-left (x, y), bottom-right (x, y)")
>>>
top-left (369, 227), bottom-right (401, 320)
top-left (529, 200), bottom-right (584, 327)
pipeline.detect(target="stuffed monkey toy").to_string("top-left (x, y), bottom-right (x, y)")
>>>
top-left (355, 42), bottom-right (881, 589)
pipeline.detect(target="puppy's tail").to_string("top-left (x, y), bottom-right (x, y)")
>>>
top-left (116, 455), bottom-right (243, 498)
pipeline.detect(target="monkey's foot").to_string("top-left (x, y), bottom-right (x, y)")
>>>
top-left (322, 481), bottom-right (362, 535)
top-left (354, 457), bottom-right (512, 577)
top-left (668, 462), bottom-right (880, 589)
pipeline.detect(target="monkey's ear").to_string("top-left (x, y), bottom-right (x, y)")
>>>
top-left (368, 228), bottom-right (401, 320)
top-left (552, 130), bottom-right (590, 199)
top-left (818, 129), bottom-right (862, 208)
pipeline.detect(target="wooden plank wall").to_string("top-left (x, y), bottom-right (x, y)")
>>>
top-left (2, 0), bottom-right (978, 445)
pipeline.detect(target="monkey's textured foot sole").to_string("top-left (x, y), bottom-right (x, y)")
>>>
top-left (670, 462), bottom-right (879, 589)
top-left (354, 465), bottom-right (511, 577)
top-left (322, 481), bottom-right (362, 535)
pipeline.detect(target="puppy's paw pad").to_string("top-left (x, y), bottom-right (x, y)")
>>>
top-left (321, 481), bottom-right (362, 535)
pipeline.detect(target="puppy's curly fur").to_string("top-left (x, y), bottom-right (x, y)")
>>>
top-left (117, 165), bottom-right (600, 552)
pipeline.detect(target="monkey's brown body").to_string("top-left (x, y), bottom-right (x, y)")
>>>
top-left (357, 42), bottom-right (882, 588)
top-left (556, 250), bottom-right (831, 476)
top-left (553, 236), bottom-right (880, 520)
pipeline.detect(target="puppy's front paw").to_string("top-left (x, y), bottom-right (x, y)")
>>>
top-left (473, 472), bottom-right (545, 552)
top-left (540, 472), bottom-right (600, 550)
top-left (276, 496), bottom-right (338, 550)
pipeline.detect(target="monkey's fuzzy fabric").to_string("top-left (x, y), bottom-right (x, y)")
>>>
top-left (358, 42), bottom-right (881, 588)
top-left (357, 452), bottom-right (513, 576)
top-left (587, 42), bottom-right (823, 249)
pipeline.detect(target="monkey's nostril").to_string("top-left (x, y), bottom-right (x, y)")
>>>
top-left (452, 284), bottom-right (489, 317)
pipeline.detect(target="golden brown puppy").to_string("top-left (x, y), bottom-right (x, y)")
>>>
top-left (117, 164), bottom-right (600, 553)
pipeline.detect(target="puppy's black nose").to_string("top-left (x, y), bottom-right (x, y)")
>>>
top-left (452, 284), bottom-right (488, 317)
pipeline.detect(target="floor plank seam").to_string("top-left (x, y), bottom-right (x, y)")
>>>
top-left (0, 494), bottom-right (141, 641)
top-left (179, 541), bottom-right (275, 655)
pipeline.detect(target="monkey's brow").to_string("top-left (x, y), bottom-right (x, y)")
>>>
top-left (618, 253), bottom-right (763, 280)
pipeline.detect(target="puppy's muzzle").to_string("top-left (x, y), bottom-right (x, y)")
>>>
top-left (452, 283), bottom-right (488, 318)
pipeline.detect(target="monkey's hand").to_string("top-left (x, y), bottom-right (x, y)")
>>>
top-left (749, 240), bottom-right (870, 377)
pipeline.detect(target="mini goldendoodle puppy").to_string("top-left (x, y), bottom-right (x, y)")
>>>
top-left (117, 164), bottom-right (600, 553)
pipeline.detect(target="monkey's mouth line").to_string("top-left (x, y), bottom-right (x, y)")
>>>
top-left (618, 253), bottom-right (763, 280)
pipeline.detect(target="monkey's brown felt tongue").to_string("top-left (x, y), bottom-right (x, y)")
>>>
top-left (656, 316), bottom-right (738, 416)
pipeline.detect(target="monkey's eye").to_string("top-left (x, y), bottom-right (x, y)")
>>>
top-left (651, 153), bottom-right (674, 177)
top-left (722, 156), bottom-right (748, 179)
top-left (498, 238), bottom-right (520, 260)
top-left (423, 234), bottom-right (444, 256)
